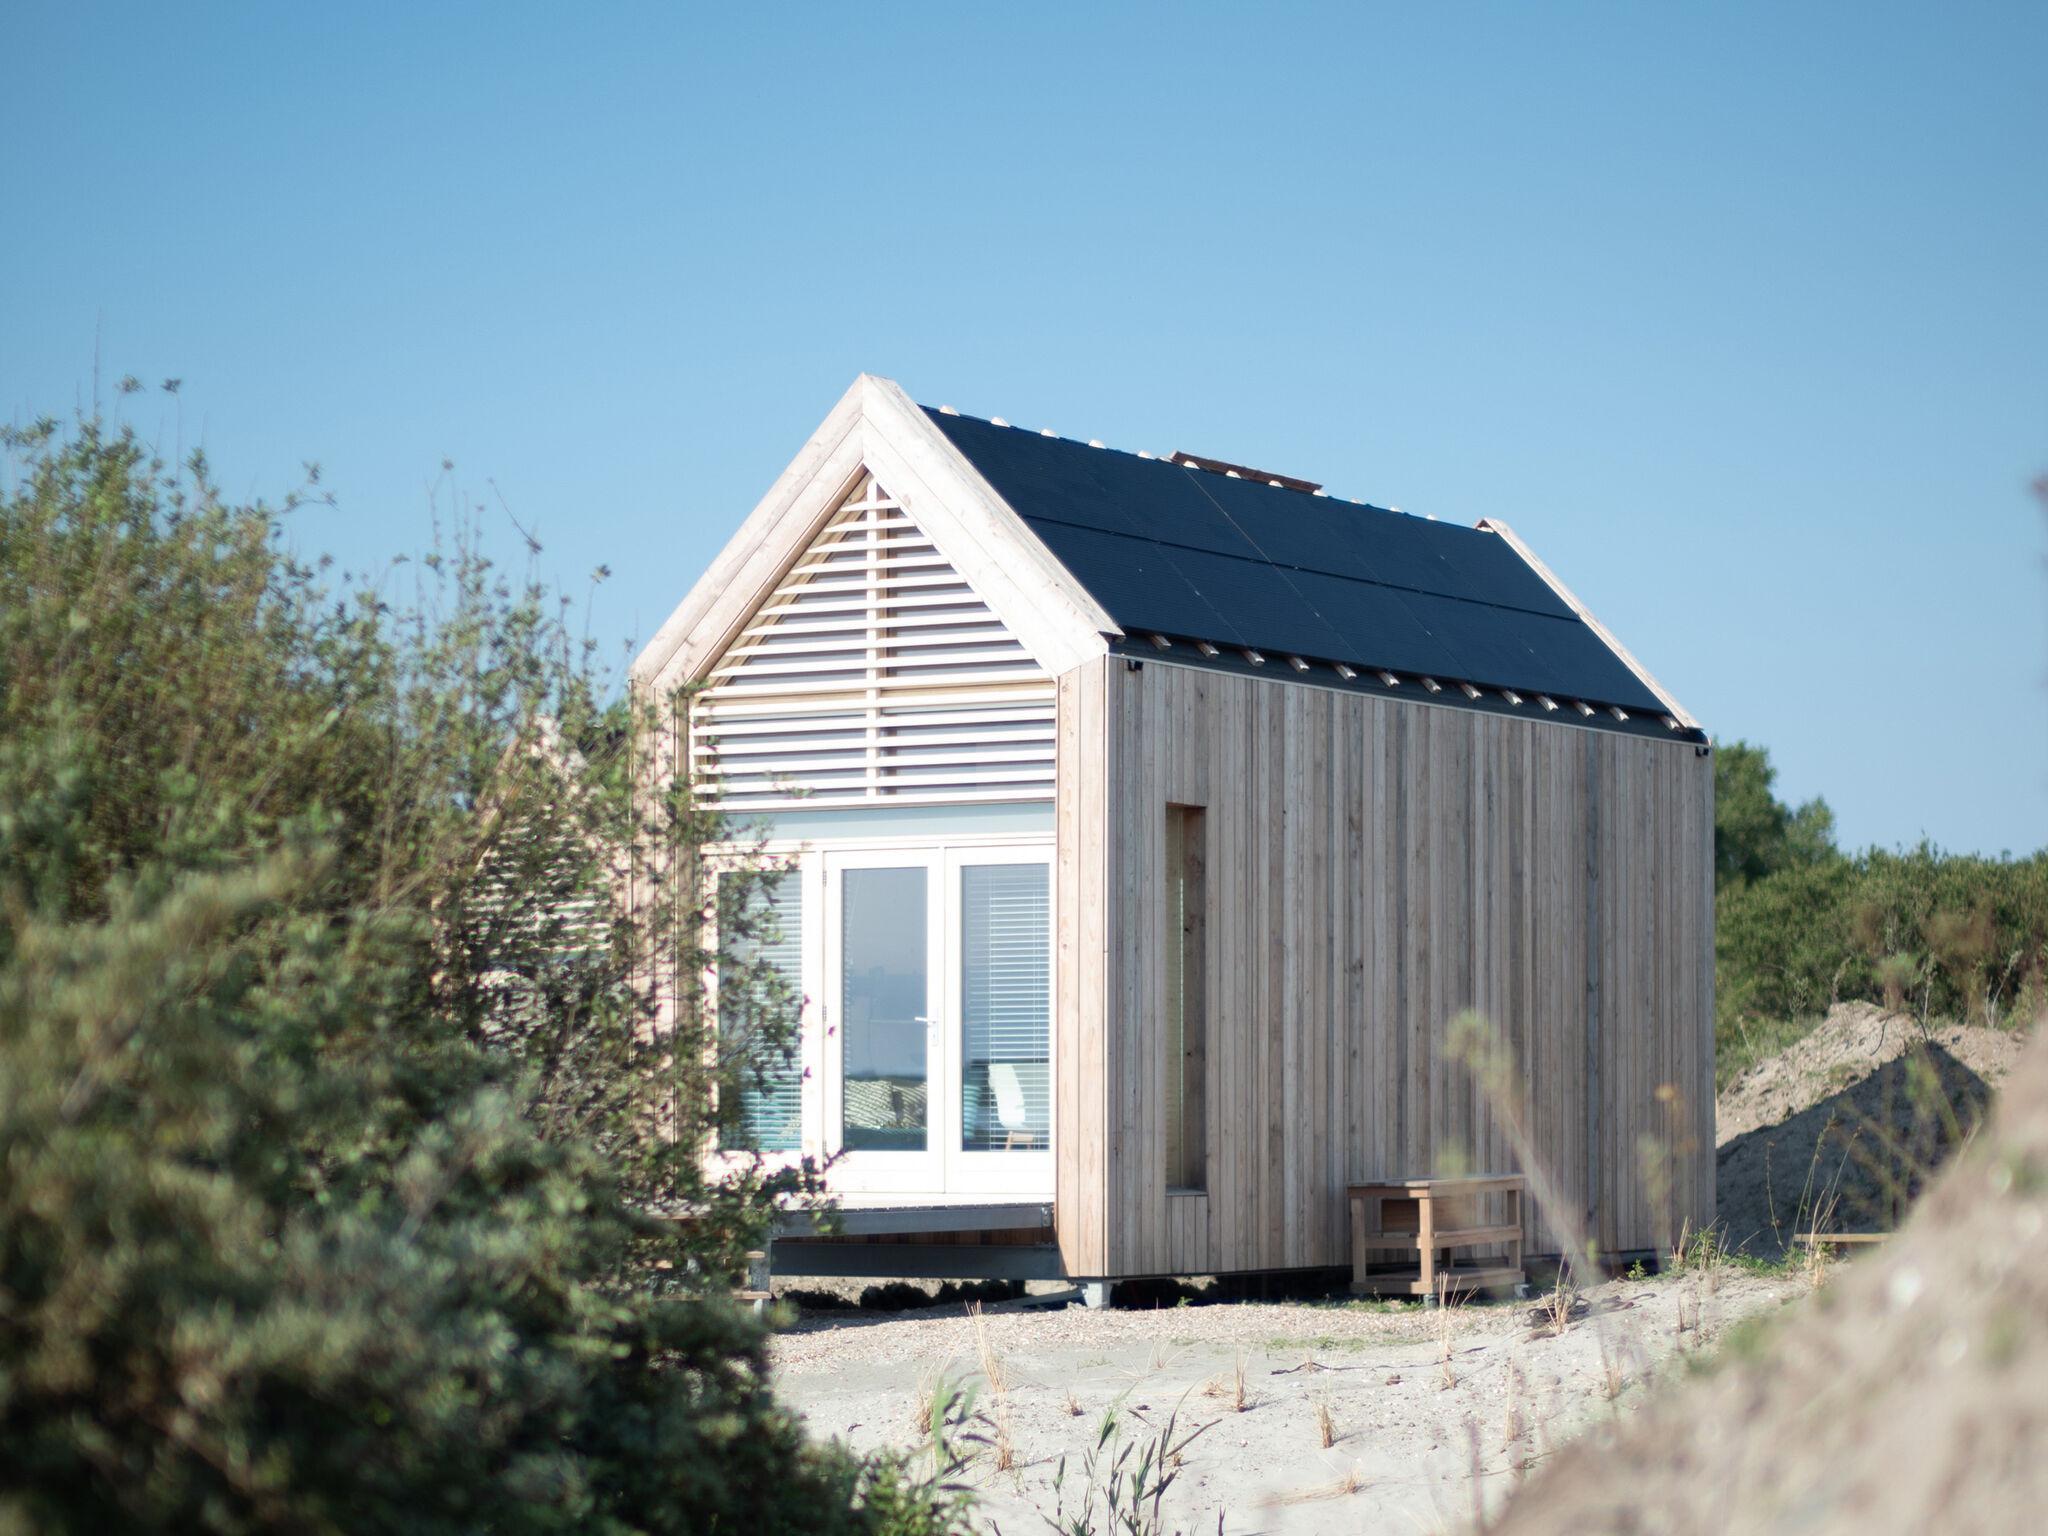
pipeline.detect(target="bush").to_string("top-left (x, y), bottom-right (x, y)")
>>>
top-left (1713, 741), bottom-right (2048, 1080)
top-left (0, 408), bottom-right (957, 1533)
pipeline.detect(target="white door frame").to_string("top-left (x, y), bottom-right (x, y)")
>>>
top-left (812, 837), bottom-right (1055, 1199)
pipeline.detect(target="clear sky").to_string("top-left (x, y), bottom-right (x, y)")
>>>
top-left (6, 2), bottom-right (2044, 856)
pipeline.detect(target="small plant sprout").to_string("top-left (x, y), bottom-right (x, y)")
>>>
top-left (1043, 1392), bottom-right (1212, 1536)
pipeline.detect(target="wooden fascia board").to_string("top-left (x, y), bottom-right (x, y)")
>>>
top-left (1476, 516), bottom-right (1702, 732)
top-left (631, 374), bottom-right (1113, 696)
top-left (856, 376), bottom-right (1116, 673)
top-left (630, 381), bottom-right (868, 694)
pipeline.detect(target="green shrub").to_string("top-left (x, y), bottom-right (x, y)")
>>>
top-left (0, 407), bottom-right (948, 1533)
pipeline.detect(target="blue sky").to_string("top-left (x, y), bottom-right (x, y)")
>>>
top-left (6, 2), bottom-right (2044, 855)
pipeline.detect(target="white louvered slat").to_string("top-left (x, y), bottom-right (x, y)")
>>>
top-left (692, 478), bottom-right (1055, 808)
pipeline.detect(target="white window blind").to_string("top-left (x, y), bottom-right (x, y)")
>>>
top-left (692, 474), bottom-right (1055, 809)
top-left (717, 870), bottom-right (803, 1153)
top-left (959, 863), bottom-right (1050, 1152)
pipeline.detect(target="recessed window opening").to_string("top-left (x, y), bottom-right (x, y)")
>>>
top-left (1165, 804), bottom-right (1207, 1191)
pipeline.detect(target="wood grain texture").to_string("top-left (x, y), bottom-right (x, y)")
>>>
top-left (1056, 658), bottom-right (1713, 1278)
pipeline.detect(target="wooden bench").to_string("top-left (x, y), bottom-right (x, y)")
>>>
top-left (1348, 1175), bottom-right (1527, 1299)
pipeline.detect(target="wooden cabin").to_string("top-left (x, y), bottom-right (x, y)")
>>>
top-left (632, 375), bottom-right (1714, 1292)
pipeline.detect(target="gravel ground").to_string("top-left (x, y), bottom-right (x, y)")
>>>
top-left (770, 1268), bottom-right (1807, 1533)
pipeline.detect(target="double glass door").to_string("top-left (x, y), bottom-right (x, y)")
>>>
top-left (824, 846), bottom-right (1052, 1195)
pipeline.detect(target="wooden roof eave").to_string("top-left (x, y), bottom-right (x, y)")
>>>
top-left (629, 374), bottom-right (1115, 701)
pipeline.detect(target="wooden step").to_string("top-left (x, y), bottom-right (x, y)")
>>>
top-left (1358, 1223), bottom-right (1524, 1252)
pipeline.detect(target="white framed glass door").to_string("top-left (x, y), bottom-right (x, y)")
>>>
top-left (824, 851), bottom-right (943, 1192)
top-left (821, 842), bottom-right (1053, 1198)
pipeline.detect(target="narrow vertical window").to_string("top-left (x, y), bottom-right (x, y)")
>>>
top-left (717, 869), bottom-right (804, 1153)
top-left (1165, 804), bottom-right (1206, 1191)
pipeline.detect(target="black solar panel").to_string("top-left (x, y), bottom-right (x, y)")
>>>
top-left (928, 408), bottom-right (1669, 718)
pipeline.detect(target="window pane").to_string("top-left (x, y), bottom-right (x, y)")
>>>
top-left (718, 870), bottom-right (803, 1153)
top-left (960, 863), bottom-right (1050, 1152)
top-left (842, 866), bottom-right (929, 1151)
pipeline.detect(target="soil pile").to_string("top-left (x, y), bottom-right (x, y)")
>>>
top-left (1491, 1023), bottom-right (2048, 1536)
top-left (1715, 1003), bottom-right (2031, 1254)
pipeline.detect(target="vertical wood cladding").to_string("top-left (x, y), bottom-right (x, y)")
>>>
top-left (1054, 657), bottom-right (1714, 1278)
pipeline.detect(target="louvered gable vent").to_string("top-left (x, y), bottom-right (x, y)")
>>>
top-left (692, 473), bottom-right (1055, 808)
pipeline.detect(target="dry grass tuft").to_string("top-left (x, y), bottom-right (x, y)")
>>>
top-left (1502, 1361), bottom-right (1529, 1480)
top-left (1272, 1467), bottom-right (1365, 1505)
top-left (1313, 1392), bottom-right (1337, 1449)
top-left (1539, 1269), bottom-right (1576, 1338)
top-left (1598, 1340), bottom-right (1628, 1402)
top-left (1674, 1289), bottom-right (1700, 1343)
top-left (969, 1303), bottom-right (1015, 1472)
top-left (1436, 1275), bottom-right (1467, 1389)
top-left (1668, 1219), bottom-right (1728, 1296)
top-left (911, 1367), bottom-right (945, 1440)
top-left (1801, 1192), bottom-right (1842, 1292)
top-left (1202, 1345), bottom-right (1255, 1413)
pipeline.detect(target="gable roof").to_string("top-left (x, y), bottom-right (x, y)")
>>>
top-left (924, 408), bottom-right (1699, 737)
top-left (631, 375), bottom-right (1112, 695)
top-left (633, 376), bottom-right (1700, 744)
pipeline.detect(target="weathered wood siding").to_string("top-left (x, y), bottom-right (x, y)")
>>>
top-left (1054, 656), bottom-right (1714, 1279)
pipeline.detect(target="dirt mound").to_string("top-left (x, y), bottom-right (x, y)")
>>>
top-left (1715, 1004), bottom-right (2031, 1254)
top-left (1492, 1022), bottom-right (2048, 1536)
top-left (1719, 1002), bottom-right (2027, 1142)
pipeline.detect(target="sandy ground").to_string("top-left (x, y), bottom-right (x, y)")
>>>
top-left (771, 1269), bottom-right (1805, 1533)
top-left (760, 1006), bottom-right (2033, 1530)
top-left (1492, 1026), bottom-right (2048, 1536)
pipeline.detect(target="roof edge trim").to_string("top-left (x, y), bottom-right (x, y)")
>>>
top-left (630, 375), bottom-right (1113, 693)
top-left (1476, 517), bottom-right (1702, 732)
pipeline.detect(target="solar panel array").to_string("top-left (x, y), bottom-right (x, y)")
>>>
top-left (926, 408), bottom-right (1670, 719)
